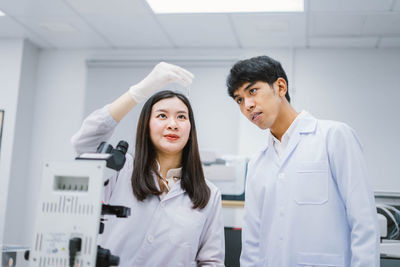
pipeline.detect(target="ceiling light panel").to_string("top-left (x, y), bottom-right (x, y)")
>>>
top-left (146, 0), bottom-right (304, 13)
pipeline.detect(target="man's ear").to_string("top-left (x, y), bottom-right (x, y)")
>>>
top-left (276, 78), bottom-right (287, 98)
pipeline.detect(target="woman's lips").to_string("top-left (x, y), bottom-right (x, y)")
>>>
top-left (164, 134), bottom-right (179, 141)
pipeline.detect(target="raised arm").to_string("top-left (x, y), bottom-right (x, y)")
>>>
top-left (111, 61), bottom-right (194, 122)
top-left (71, 62), bottom-right (194, 154)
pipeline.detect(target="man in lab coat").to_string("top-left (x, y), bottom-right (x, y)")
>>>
top-left (226, 55), bottom-right (380, 267)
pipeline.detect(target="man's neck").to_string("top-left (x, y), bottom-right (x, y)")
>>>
top-left (156, 152), bottom-right (182, 178)
top-left (270, 103), bottom-right (299, 141)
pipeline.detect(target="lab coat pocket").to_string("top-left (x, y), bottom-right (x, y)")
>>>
top-left (296, 252), bottom-right (344, 267)
top-left (295, 161), bottom-right (329, 205)
top-left (168, 206), bottom-right (203, 247)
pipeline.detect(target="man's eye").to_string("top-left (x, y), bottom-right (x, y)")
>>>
top-left (249, 88), bottom-right (256, 95)
top-left (236, 98), bottom-right (242, 104)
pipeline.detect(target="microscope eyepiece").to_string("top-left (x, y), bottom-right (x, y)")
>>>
top-left (116, 141), bottom-right (129, 155)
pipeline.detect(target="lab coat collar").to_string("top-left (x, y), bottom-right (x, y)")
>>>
top-left (266, 111), bottom-right (317, 148)
top-left (297, 111), bottom-right (317, 134)
top-left (162, 179), bottom-right (185, 202)
top-left (155, 160), bottom-right (182, 179)
top-left (154, 161), bottom-right (185, 202)
top-left (265, 111), bottom-right (317, 166)
top-left (151, 173), bottom-right (185, 202)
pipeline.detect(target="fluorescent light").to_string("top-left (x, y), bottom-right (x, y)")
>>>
top-left (40, 22), bottom-right (77, 33)
top-left (146, 0), bottom-right (304, 13)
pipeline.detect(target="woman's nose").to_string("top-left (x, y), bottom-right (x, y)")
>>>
top-left (167, 118), bottom-right (178, 130)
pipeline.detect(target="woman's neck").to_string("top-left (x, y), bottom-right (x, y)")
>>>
top-left (156, 152), bottom-right (182, 178)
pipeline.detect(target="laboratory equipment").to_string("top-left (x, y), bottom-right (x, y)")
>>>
top-left (376, 193), bottom-right (400, 265)
top-left (201, 151), bottom-right (248, 199)
top-left (27, 141), bottom-right (129, 267)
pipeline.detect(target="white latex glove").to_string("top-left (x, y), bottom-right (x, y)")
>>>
top-left (128, 62), bottom-right (194, 103)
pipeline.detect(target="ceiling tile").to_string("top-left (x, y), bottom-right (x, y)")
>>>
top-left (16, 16), bottom-right (110, 48)
top-left (309, 37), bottom-right (378, 48)
top-left (81, 15), bottom-right (173, 48)
top-left (309, 0), bottom-right (393, 12)
top-left (65, 0), bottom-right (150, 16)
top-left (157, 14), bottom-right (238, 48)
top-left (310, 13), bottom-right (366, 36)
top-left (231, 13), bottom-right (306, 48)
top-left (379, 37), bottom-right (400, 47)
top-left (0, 16), bottom-right (52, 48)
top-left (0, 0), bottom-right (74, 16)
top-left (394, 0), bottom-right (400, 11)
top-left (66, 0), bottom-right (172, 48)
top-left (0, 15), bottom-right (27, 36)
top-left (363, 14), bottom-right (400, 35)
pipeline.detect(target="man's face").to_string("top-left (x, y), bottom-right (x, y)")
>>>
top-left (233, 81), bottom-right (283, 130)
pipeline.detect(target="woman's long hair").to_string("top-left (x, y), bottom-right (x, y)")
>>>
top-left (131, 90), bottom-right (210, 209)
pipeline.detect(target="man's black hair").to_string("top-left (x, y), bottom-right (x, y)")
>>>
top-left (226, 55), bottom-right (290, 103)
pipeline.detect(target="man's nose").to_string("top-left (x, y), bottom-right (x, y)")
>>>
top-left (244, 98), bottom-right (255, 112)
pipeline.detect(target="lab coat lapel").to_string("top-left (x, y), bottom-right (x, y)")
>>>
top-left (279, 130), bottom-right (301, 168)
top-left (280, 112), bottom-right (317, 168)
top-left (266, 130), bottom-right (280, 167)
top-left (162, 180), bottom-right (185, 202)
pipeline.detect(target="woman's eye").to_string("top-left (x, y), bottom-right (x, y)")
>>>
top-left (157, 114), bottom-right (167, 119)
top-left (177, 114), bottom-right (187, 120)
top-left (236, 98), bottom-right (242, 105)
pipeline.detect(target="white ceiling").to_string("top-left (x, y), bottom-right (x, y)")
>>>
top-left (0, 0), bottom-right (399, 49)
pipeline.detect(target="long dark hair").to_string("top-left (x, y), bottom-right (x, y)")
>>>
top-left (131, 90), bottom-right (210, 209)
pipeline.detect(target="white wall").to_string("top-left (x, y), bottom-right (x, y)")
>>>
top-left (1, 46), bottom-right (88, 246)
top-left (293, 48), bottom-right (400, 193)
top-left (3, 40), bottom-right (39, 245)
top-left (0, 38), bottom-right (24, 245)
top-left (22, 50), bottom-right (88, 245)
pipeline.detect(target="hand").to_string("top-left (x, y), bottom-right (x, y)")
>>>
top-left (128, 62), bottom-right (194, 102)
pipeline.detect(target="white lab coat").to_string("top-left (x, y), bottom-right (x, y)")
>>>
top-left (71, 106), bottom-right (225, 267)
top-left (240, 111), bottom-right (380, 267)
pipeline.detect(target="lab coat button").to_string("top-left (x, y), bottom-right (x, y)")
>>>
top-left (147, 235), bottom-right (154, 243)
top-left (278, 173), bottom-right (285, 179)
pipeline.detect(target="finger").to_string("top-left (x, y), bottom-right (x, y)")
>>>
top-left (174, 65), bottom-right (194, 80)
top-left (169, 72), bottom-right (192, 87)
top-left (166, 63), bottom-right (194, 80)
top-left (170, 66), bottom-right (194, 85)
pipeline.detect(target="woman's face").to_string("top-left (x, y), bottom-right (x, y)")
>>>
top-left (149, 97), bottom-right (191, 157)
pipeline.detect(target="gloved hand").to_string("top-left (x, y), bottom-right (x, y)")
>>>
top-left (128, 62), bottom-right (194, 103)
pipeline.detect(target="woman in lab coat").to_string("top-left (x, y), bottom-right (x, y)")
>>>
top-left (71, 62), bottom-right (225, 267)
